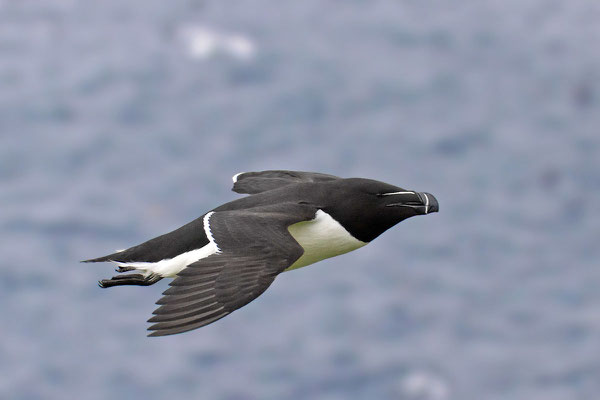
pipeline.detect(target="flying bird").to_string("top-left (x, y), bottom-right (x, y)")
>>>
top-left (84, 170), bottom-right (439, 336)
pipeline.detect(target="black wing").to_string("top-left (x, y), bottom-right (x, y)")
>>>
top-left (147, 202), bottom-right (317, 336)
top-left (232, 170), bottom-right (341, 194)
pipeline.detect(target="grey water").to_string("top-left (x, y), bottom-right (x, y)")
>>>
top-left (1, 1), bottom-right (599, 399)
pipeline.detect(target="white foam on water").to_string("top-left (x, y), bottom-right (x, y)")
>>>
top-left (178, 25), bottom-right (256, 60)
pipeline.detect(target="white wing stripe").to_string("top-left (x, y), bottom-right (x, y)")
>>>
top-left (232, 172), bottom-right (244, 183)
top-left (203, 211), bottom-right (221, 253)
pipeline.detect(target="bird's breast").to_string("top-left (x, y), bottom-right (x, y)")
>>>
top-left (285, 209), bottom-right (367, 271)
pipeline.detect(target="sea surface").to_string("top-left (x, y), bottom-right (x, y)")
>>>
top-left (1, 1), bottom-right (599, 399)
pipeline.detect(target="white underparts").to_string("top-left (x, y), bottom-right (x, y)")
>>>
top-left (115, 209), bottom-right (367, 278)
top-left (115, 212), bottom-right (219, 278)
top-left (285, 209), bottom-right (367, 271)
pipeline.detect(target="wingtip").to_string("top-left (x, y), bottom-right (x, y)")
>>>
top-left (147, 323), bottom-right (167, 337)
top-left (147, 314), bottom-right (162, 322)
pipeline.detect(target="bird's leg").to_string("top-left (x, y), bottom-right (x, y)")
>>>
top-left (99, 273), bottom-right (162, 288)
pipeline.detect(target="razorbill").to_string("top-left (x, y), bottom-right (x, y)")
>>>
top-left (84, 170), bottom-right (439, 336)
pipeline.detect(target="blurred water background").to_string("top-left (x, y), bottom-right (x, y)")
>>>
top-left (1, 1), bottom-right (600, 399)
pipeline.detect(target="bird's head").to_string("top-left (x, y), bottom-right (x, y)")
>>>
top-left (324, 178), bottom-right (439, 242)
